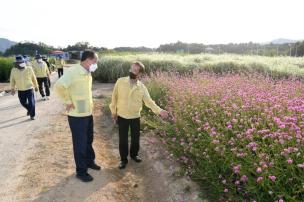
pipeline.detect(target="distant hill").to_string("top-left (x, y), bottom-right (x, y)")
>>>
top-left (270, 38), bottom-right (298, 45)
top-left (0, 38), bottom-right (16, 53)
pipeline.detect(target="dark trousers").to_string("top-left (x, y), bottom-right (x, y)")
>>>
top-left (58, 68), bottom-right (63, 78)
top-left (47, 77), bottom-right (51, 88)
top-left (37, 77), bottom-right (50, 97)
top-left (68, 115), bottom-right (95, 175)
top-left (18, 89), bottom-right (35, 117)
top-left (117, 116), bottom-right (140, 162)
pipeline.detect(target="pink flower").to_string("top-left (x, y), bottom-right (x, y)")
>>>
top-left (224, 188), bottom-right (229, 193)
top-left (240, 175), bottom-right (248, 183)
top-left (233, 164), bottom-right (241, 174)
top-left (297, 163), bottom-right (304, 168)
top-left (256, 167), bottom-right (262, 173)
top-left (269, 175), bottom-right (276, 182)
top-left (257, 176), bottom-right (263, 183)
top-left (287, 158), bottom-right (293, 164)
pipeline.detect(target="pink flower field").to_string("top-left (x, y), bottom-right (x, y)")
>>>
top-left (143, 72), bottom-right (304, 201)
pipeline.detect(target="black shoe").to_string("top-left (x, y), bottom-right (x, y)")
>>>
top-left (27, 111), bottom-right (30, 116)
top-left (88, 162), bottom-right (101, 170)
top-left (30, 117), bottom-right (35, 120)
top-left (131, 156), bottom-right (142, 163)
top-left (76, 173), bottom-right (93, 182)
top-left (119, 161), bottom-right (128, 169)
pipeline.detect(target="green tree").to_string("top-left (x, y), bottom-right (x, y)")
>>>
top-left (64, 42), bottom-right (107, 52)
top-left (4, 42), bottom-right (54, 56)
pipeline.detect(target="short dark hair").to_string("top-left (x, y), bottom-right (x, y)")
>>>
top-left (81, 50), bottom-right (96, 62)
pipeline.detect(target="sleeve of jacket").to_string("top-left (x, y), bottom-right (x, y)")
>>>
top-left (9, 69), bottom-right (16, 90)
top-left (30, 68), bottom-right (39, 89)
top-left (46, 65), bottom-right (50, 76)
top-left (142, 84), bottom-right (163, 115)
top-left (54, 72), bottom-right (73, 105)
top-left (109, 79), bottom-right (119, 114)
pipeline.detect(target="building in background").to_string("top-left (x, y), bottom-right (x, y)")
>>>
top-left (49, 50), bottom-right (69, 59)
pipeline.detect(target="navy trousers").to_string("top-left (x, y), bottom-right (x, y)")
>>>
top-left (18, 89), bottom-right (35, 118)
top-left (68, 115), bottom-right (96, 176)
top-left (37, 77), bottom-right (50, 97)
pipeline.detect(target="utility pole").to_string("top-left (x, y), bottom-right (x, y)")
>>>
top-left (276, 46), bottom-right (279, 56)
top-left (295, 44), bottom-right (298, 57)
top-left (187, 43), bottom-right (189, 55)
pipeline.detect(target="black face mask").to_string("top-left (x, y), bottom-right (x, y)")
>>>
top-left (129, 72), bottom-right (138, 80)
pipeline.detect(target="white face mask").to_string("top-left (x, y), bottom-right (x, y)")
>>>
top-left (18, 63), bottom-right (26, 68)
top-left (89, 63), bottom-right (98, 72)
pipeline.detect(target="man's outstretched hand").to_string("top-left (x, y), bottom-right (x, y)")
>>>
top-left (160, 110), bottom-right (169, 119)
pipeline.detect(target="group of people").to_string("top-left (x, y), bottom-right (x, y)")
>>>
top-left (10, 50), bottom-right (169, 183)
top-left (9, 55), bottom-right (65, 120)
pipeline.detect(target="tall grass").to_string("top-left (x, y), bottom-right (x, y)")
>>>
top-left (93, 53), bottom-right (304, 82)
top-left (0, 57), bottom-right (14, 82)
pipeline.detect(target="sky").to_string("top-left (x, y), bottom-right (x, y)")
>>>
top-left (0, 0), bottom-right (303, 48)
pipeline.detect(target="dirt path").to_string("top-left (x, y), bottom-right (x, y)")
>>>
top-left (0, 75), bottom-right (204, 202)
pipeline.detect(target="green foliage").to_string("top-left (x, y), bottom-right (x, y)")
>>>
top-left (0, 57), bottom-right (14, 82)
top-left (157, 41), bottom-right (300, 56)
top-left (4, 42), bottom-right (54, 56)
top-left (291, 41), bottom-right (304, 57)
top-left (64, 42), bottom-right (107, 52)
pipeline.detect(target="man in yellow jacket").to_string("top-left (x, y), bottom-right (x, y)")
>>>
top-left (110, 61), bottom-right (169, 169)
top-left (33, 55), bottom-right (51, 101)
top-left (54, 50), bottom-right (100, 182)
top-left (55, 56), bottom-right (65, 78)
top-left (10, 55), bottom-right (39, 120)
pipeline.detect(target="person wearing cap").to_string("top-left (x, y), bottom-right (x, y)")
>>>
top-left (55, 56), bottom-right (65, 78)
top-left (23, 55), bottom-right (33, 69)
top-left (33, 54), bottom-right (51, 101)
top-left (109, 61), bottom-right (169, 169)
top-left (10, 55), bottom-right (39, 120)
top-left (54, 50), bottom-right (101, 182)
top-left (42, 55), bottom-right (52, 72)
top-left (42, 55), bottom-right (52, 87)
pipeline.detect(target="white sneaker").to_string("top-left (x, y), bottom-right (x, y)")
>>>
top-left (42, 97), bottom-right (46, 101)
top-left (46, 96), bottom-right (50, 100)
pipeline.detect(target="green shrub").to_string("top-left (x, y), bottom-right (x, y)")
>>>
top-left (0, 57), bottom-right (14, 82)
